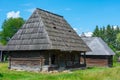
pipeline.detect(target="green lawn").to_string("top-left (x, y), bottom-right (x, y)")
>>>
top-left (0, 62), bottom-right (120, 80)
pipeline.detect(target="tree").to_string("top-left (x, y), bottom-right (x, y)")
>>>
top-left (92, 25), bottom-right (120, 51)
top-left (116, 33), bottom-right (120, 50)
top-left (92, 25), bottom-right (100, 37)
top-left (0, 18), bottom-right (25, 45)
top-left (102, 26), bottom-right (106, 41)
top-left (105, 25), bottom-right (112, 43)
top-left (99, 27), bottom-right (103, 39)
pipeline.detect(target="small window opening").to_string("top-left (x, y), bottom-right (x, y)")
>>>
top-left (53, 26), bottom-right (56, 29)
top-left (69, 30), bottom-right (71, 32)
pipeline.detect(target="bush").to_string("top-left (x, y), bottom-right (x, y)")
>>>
top-left (113, 52), bottom-right (120, 62)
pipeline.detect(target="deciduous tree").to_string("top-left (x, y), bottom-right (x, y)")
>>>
top-left (0, 18), bottom-right (25, 45)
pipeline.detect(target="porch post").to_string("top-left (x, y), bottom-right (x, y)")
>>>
top-left (49, 53), bottom-right (51, 66)
top-left (56, 53), bottom-right (59, 67)
top-left (8, 55), bottom-right (11, 69)
top-left (83, 52), bottom-right (86, 65)
top-left (65, 54), bottom-right (67, 67)
top-left (79, 53), bottom-right (81, 64)
top-left (0, 51), bottom-right (2, 62)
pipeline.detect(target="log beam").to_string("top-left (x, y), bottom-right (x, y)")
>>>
top-left (49, 53), bottom-right (51, 66)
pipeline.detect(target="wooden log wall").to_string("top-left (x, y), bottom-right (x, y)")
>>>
top-left (86, 58), bottom-right (108, 67)
top-left (11, 57), bottom-right (44, 66)
top-left (10, 57), bottom-right (45, 71)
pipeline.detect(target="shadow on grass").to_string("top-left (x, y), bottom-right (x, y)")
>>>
top-left (0, 73), bottom-right (3, 78)
top-left (87, 67), bottom-right (95, 69)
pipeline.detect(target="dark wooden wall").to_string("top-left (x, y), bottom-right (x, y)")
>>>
top-left (9, 50), bottom-right (50, 71)
top-left (0, 51), bottom-right (2, 62)
top-left (86, 55), bottom-right (113, 67)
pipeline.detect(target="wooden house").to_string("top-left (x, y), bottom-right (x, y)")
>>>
top-left (6, 8), bottom-right (90, 71)
top-left (82, 37), bottom-right (115, 67)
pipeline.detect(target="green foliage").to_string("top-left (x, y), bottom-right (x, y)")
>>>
top-left (92, 25), bottom-right (100, 37)
top-left (0, 18), bottom-right (25, 45)
top-left (0, 62), bottom-right (120, 80)
top-left (92, 25), bottom-right (120, 51)
top-left (113, 52), bottom-right (120, 62)
top-left (116, 33), bottom-right (120, 50)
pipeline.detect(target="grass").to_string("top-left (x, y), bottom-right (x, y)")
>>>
top-left (0, 62), bottom-right (120, 80)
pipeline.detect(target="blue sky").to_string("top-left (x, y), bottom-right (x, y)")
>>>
top-left (0, 0), bottom-right (120, 36)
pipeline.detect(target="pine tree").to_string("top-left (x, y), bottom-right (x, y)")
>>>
top-left (102, 26), bottom-right (106, 41)
top-left (92, 25), bottom-right (100, 37)
top-left (106, 25), bottom-right (113, 44)
top-left (92, 25), bottom-right (120, 51)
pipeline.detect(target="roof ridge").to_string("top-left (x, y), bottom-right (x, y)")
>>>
top-left (36, 8), bottom-right (63, 18)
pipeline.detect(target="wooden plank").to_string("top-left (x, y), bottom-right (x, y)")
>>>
top-left (11, 58), bottom-right (41, 61)
top-left (49, 53), bottom-right (51, 65)
top-left (83, 52), bottom-right (86, 64)
top-left (86, 58), bottom-right (108, 67)
top-left (11, 57), bottom-right (44, 60)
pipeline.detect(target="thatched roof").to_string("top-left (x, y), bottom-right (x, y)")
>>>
top-left (7, 8), bottom-right (90, 52)
top-left (82, 37), bottom-right (115, 55)
top-left (0, 44), bottom-right (6, 51)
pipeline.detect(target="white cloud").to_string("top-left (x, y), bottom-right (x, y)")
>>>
top-left (73, 28), bottom-right (78, 32)
top-left (73, 27), bottom-right (83, 33)
top-left (84, 32), bottom-right (93, 37)
top-left (73, 27), bottom-right (84, 36)
top-left (113, 25), bottom-right (117, 29)
top-left (25, 8), bottom-right (35, 13)
top-left (7, 11), bottom-right (20, 18)
top-left (73, 27), bottom-right (93, 37)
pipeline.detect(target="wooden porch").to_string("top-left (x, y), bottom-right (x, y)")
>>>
top-left (48, 51), bottom-right (86, 71)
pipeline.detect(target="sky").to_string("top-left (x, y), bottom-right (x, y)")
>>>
top-left (0, 0), bottom-right (120, 36)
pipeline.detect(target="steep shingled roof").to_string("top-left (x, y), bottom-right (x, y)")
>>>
top-left (0, 44), bottom-right (6, 51)
top-left (7, 8), bottom-right (90, 51)
top-left (82, 37), bottom-right (115, 55)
